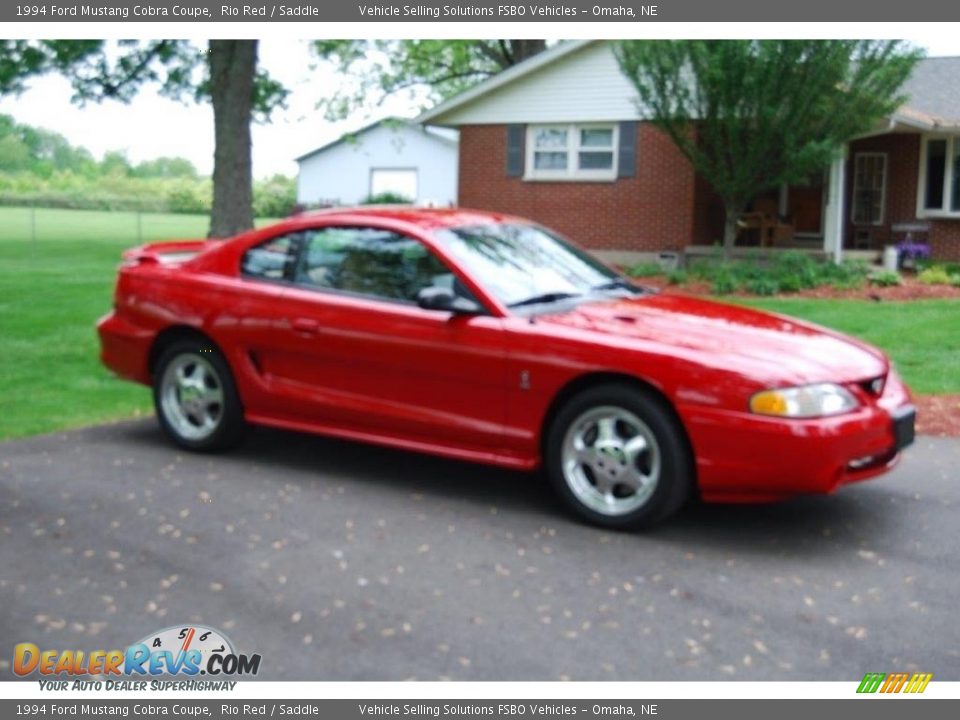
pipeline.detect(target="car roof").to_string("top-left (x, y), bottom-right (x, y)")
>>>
top-left (291, 206), bottom-right (524, 231)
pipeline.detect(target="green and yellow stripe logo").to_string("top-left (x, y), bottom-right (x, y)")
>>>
top-left (857, 672), bottom-right (933, 694)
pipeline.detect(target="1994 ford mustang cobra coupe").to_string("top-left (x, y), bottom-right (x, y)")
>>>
top-left (98, 207), bottom-right (916, 528)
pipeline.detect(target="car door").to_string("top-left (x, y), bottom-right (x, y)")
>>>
top-left (263, 225), bottom-right (510, 456)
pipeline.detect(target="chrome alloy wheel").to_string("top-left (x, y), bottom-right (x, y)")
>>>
top-left (561, 405), bottom-right (662, 516)
top-left (159, 353), bottom-right (224, 441)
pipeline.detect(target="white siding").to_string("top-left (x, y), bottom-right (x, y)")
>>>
top-left (433, 42), bottom-right (642, 125)
top-left (296, 124), bottom-right (458, 206)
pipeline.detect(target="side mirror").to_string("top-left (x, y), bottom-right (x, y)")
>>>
top-left (416, 286), bottom-right (483, 314)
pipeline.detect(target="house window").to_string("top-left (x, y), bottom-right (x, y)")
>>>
top-left (955, 141), bottom-right (960, 212)
top-left (918, 135), bottom-right (960, 217)
top-left (851, 153), bottom-right (887, 225)
top-left (526, 124), bottom-right (618, 180)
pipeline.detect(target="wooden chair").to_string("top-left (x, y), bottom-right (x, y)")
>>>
top-left (737, 198), bottom-right (794, 247)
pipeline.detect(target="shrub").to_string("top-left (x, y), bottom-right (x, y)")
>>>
top-left (951, 274), bottom-right (960, 288)
top-left (918, 266), bottom-right (953, 285)
top-left (710, 270), bottom-right (737, 295)
top-left (253, 176), bottom-right (297, 218)
top-left (627, 261), bottom-right (664, 278)
top-left (666, 269), bottom-right (688, 285)
top-left (776, 272), bottom-right (805, 293)
top-left (823, 260), bottom-right (869, 290)
top-left (770, 250), bottom-right (822, 288)
top-left (772, 251), bottom-right (820, 289)
top-left (165, 185), bottom-right (209, 214)
top-left (724, 262), bottom-right (755, 287)
top-left (0, 170), bottom-right (296, 218)
top-left (745, 276), bottom-right (780, 296)
top-left (361, 191), bottom-right (413, 205)
top-left (686, 259), bottom-right (717, 281)
top-left (681, 252), bottom-right (870, 296)
top-left (869, 270), bottom-right (902, 287)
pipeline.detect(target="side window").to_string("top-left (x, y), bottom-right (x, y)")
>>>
top-left (241, 234), bottom-right (297, 280)
top-left (295, 226), bottom-right (463, 304)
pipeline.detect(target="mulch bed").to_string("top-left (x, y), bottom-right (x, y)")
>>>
top-left (631, 274), bottom-right (960, 436)
top-left (914, 395), bottom-right (960, 438)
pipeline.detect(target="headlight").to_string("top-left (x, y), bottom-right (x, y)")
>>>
top-left (749, 383), bottom-right (858, 418)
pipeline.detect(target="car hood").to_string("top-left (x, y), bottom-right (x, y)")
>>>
top-left (535, 293), bottom-right (887, 386)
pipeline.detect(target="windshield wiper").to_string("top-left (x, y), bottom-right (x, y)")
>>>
top-left (508, 291), bottom-right (582, 308)
top-left (591, 278), bottom-right (640, 293)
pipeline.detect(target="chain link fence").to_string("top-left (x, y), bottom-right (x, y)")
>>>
top-left (0, 201), bottom-right (214, 254)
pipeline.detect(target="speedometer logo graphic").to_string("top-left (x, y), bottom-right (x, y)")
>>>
top-left (135, 624), bottom-right (236, 673)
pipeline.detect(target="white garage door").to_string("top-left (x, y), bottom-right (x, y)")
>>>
top-left (370, 168), bottom-right (418, 201)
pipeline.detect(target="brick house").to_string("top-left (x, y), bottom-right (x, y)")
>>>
top-left (418, 41), bottom-right (960, 262)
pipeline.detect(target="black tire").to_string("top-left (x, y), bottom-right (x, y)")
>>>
top-left (152, 339), bottom-right (245, 452)
top-left (544, 383), bottom-right (694, 530)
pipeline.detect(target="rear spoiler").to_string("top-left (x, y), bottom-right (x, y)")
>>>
top-left (121, 239), bottom-right (222, 266)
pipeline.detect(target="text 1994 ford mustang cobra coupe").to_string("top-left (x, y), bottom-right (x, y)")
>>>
top-left (98, 208), bottom-right (916, 528)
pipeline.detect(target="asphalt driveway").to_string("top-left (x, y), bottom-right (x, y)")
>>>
top-left (1, 419), bottom-right (957, 680)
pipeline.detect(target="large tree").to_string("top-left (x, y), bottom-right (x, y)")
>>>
top-left (0, 39), bottom-right (287, 237)
top-left (313, 40), bottom-right (547, 119)
top-left (614, 40), bottom-right (922, 255)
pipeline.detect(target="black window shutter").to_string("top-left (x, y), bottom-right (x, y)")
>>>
top-left (618, 121), bottom-right (637, 178)
top-left (506, 124), bottom-right (526, 177)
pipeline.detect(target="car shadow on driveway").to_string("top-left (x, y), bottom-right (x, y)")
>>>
top-left (120, 418), bottom-right (555, 512)
top-left (115, 419), bottom-right (904, 558)
top-left (664, 494), bottom-right (892, 554)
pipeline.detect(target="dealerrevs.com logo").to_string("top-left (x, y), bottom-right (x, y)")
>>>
top-left (13, 624), bottom-right (260, 687)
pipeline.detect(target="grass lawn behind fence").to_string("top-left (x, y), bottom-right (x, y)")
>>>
top-left (0, 206), bottom-right (957, 440)
top-left (0, 207), bottom-right (277, 440)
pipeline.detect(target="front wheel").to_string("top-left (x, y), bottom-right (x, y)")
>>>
top-left (153, 340), bottom-right (245, 452)
top-left (545, 384), bottom-right (694, 530)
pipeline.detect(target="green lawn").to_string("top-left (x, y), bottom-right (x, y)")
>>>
top-left (0, 207), bottom-right (957, 440)
top-left (0, 207), bottom-right (276, 440)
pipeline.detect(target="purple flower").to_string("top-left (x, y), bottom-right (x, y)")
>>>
top-left (895, 239), bottom-right (931, 260)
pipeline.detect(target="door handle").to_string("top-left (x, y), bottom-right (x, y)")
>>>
top-left (292, 318), bottom-right (319, 335)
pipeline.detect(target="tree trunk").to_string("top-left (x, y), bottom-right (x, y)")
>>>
top-left (722, 204), bottom-right (742, 259)
top-left (508, 40), bottom-right (547, 65)
top-left (208, 40), bottom-right (256, 238)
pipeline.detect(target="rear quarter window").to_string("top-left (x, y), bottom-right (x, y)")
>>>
top-left (241, 235), bottom-right (297, 280)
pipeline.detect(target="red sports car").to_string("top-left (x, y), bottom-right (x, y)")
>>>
top-left (98, 207), bottom-right (915, 528)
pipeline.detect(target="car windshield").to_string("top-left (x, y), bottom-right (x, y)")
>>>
top-left (434, 223), bottom-right (630, 308)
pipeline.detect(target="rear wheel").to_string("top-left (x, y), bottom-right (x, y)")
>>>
top-left (545, 384), bottom-right (694, 529)
top-left (153, 340), bottom-right (245, 451)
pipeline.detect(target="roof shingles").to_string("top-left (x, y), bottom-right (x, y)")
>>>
top-left (898, 56), bottom-right (960, 127)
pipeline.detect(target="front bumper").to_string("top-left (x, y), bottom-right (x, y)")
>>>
top-left (679, 376), bottom-right (915, 503)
